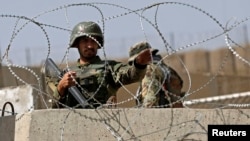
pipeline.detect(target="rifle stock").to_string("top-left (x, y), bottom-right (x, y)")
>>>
top-left (45, 58), bottom-right (89, 108)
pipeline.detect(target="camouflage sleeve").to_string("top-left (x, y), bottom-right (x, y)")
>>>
top-left (45, 76), bottom-right (63, 101)
top-left (141, 64), bottom-right (164, 107)
top-left (111, 60), bottom-right (147, 86)
top-left (166, 66), bottom-right (183, 96)
top-left (52, 87), bottom-right (61, 100)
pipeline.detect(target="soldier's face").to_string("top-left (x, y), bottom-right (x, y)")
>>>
top-left (78, 37), bottom-right (98, 59)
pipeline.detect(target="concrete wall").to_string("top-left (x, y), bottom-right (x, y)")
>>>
top-left (0, 115), bottom-right (15, 141)
top-left (0, 85), bottom-right (49, 116)
top-left (116, 74), bottom-right (250, 107)
top-left (0, 109), bottom-right (249, 141)
top-left (0, 47), bottom-right (249, 141)
top-left (0, 66), bottom-right (42, 88)
top-left (0, 85), bottom-right (34, 115)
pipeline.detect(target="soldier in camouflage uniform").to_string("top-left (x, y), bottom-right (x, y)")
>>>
top-left (47, 21), bottom-right (151, 108)
top-left (130, 47), bottom-right (184, 108)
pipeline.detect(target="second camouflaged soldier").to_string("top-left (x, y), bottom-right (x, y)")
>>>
top-left (46, 21), bottom-right (151, 108)
top-left (129, 46), bottom-right (184, 108)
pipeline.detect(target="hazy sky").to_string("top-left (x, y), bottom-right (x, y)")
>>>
top-left (0, 0), bottom-right (249, 66)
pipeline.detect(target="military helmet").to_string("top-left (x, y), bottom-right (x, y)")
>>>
top-left (128, 41), bottom-right (152, 63)
top-left (69, 21), bottom-right (104, 48)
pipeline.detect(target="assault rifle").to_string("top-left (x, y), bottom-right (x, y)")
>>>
top-left (44, 58), bottom-right (89, 108)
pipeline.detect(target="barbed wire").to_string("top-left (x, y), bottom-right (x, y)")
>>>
top-left (0, 1), bottom-right (250, 141)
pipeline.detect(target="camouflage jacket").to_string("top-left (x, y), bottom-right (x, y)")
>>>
top-left (137, 62), bottom-right (183, 108)
top-left (49, 56), bottom-right (146, 108)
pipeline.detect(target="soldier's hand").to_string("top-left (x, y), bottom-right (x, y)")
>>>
top-left (172, 102), bottom-right (184, 108)
top-left (106, 96), bottom-right (117, 108)
top-left (57, 71), bottom-right (76, 96)
top-left (135, 48), bottom-right (151, 65)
